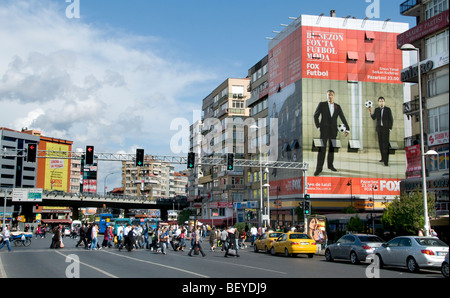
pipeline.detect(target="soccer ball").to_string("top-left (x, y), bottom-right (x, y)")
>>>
top-left (365, 100), bottom-right (373, 108)
top-left (338, 124), bottom-right (347, 133)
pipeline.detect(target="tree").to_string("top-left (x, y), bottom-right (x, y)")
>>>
top-left (177, 209), bottom-right (194, 225)
top-left (381, 190), bottom-right (435, 235)
top-left (347, 215), bottom-right (364, 233)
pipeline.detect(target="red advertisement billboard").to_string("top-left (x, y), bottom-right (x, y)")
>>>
top-left (302, 26), bottom-right (403, 84)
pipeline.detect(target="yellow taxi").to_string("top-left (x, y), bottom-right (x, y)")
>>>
top-left (253, 231), bottom-right (285, 253)
top-left (270, 232), bottom-right (317, 258)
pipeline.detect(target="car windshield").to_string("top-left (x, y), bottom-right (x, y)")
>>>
top-left (269, 233), bottom-right (283, 238)
top-left (358, 236), bottom-right (384, 242)
top-left (290, 234), bottom-right (311, 240)
top-left (414, 238), bottom-right (448, 247)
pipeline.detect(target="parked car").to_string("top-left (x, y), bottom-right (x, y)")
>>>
top-left (325, 234), bottom-right (385, 264)
top-left (270, 232), bottom-right (316, 258)
top-left (375, 236), bottom-right (449, 273)
top-left (254, 231), bottom-right (284, 253)
top-left (442, 253), bottom-right (449, 278)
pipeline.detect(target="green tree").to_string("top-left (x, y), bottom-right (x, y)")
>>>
top-left (381, 190), bottom-right (435, 235)
top-left (347, 215), bottom-right (364, 233)
top-left (177, 209), bottom-right (194, 225)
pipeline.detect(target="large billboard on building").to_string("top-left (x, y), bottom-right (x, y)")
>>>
top-left (37, 141), bottom-right (72, 192)
top-left (267, 15), bottom-right (409, 205)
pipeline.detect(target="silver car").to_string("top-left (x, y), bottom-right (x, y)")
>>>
top-left (325, 234), bottom-right (385, 264)
top-left (375, 236), bottom-right (449, 273)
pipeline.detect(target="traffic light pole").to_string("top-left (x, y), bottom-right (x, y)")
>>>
top-left (303, 169), bottom-right (308, 231)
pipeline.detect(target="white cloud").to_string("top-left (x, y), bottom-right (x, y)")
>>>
top-left (0, 0), bottom-right (217, 156)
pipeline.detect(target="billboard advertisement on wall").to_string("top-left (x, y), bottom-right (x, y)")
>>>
top-left (267, 16), bottom-right (409, 202)
top-left (44, 143), bottom-right (70, 192)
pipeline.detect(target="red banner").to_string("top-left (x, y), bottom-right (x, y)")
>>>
top-left (405, 144), bottom-right (422, 178)
top-left (269, 176), bottom-right (401, 197)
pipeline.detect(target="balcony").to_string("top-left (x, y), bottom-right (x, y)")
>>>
top-left (400, 0), bottom-right (421, 16)
top-left (403, 97), bottom-right (424, 116)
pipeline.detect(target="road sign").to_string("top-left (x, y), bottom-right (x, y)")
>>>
top-left (12, 188), bottom-right (43, 202)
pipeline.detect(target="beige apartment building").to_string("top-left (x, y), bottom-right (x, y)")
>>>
top-left (193, 78), bottom-right (250, 226)
top-left (121, 156), bottom-right (175, 200)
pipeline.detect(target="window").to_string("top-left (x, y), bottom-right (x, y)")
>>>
top-left (427, 68), bottom-right (449, 97)
top-left (425, 29), bottom-right (449, 59)
top-left (347, 51), bottom-right (359, 61)
top-left (425, 0), bottom-right (449, 20)
top-left (428, 105), bottom-right (449, 134)
top-left (232, 100), bottom-right (244, 109)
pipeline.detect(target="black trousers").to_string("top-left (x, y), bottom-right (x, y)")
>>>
top-left (188, 242), bottom-right (205, 256)
top-left (377, 126), bottom-right (390, 165)
top-left (316, 137), bottom-right (336, 171)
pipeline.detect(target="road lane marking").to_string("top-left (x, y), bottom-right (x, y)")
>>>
top-left (103, 250), bottom-right (210, 278)
top-left (54, 250), bottom-right (118, 278)
top-left (0, 256), bottom-right (7, 278)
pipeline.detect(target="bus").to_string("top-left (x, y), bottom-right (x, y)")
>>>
top-left (131, 218), bottom-right (159, 230)
top-left (98, 213), bottom-right (113, 234)
top-left (113, 218), bottom-right (131, 235)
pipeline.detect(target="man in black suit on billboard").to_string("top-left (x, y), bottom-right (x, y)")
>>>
top-left (368, 96), bottom-right (393, 166)
top-left (313, 90), bottom-right (350, 176)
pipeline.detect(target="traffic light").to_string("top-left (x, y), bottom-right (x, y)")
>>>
top-left (26, 143), bottom-right (37, 163)
top-left (227, 153), bottom-right (234, 170)
top-left (187, 152), bottom-right (195, 169)
top-left (304, 200), bottom-right (311, 215)
top-left (85, 145), bottom-right (94, 164)
top-left (136, 149), bottom-right (144, 167)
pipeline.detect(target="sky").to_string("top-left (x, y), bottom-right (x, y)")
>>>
top-left (0, 0), bottom-right (416, 192)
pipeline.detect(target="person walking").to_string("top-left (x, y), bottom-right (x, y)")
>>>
top-left (128, 226), bottom-right (136, 251)
top-left (76, 223), bottom-right (88, 248)
top-left (250, 225), bottom-right (258, 246)
top-left (313, 89), bottom-right (350, 176)
top-left (0, 225), bottom-right (12, 252)
top-left (89, 224), bottom-right (98, 250)
top-left (224, 228), bottom-right (239, 258)
top-left (188, 226), bottom-right (206, 257)
top-left (209, 226), bottom-right (218, 252)
top-left (220, 228), bottom-right (229, 251)
top-left (159, 227), bottom-right (168, 255)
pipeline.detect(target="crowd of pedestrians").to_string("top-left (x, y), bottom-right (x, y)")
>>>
top-left (40, 221), bottom-right (270, 258)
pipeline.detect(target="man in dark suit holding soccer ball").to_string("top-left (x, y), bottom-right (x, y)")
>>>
top-left (368, 96), bottom-right (393, 166)
top-left (313, 90), bottom-right (350, 176)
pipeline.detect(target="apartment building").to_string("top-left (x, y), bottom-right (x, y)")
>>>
top-left (121, 156), bottom-right (175, 200)
top-left (195, 78), bottom-right (250, 226)
top-left (0, 127), bottom-right (40, 189)
top-left (398, 0), bottom-right (449, 237)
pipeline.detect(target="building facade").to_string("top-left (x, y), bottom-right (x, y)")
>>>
top-left (0, 127), bottom-right (40, 189)
top-left (398, 0), bottom-right (449, 237)
top-left (194, 78), bottom-right (250, 226)
top-left (263, 12), bottom-right (410, 227)
top-left (121, 156), bottom-right (177, 200)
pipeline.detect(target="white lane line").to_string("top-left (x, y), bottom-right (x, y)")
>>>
top-left (54, 250), bottom-right (118, 278)
top-left (103, 250), bottom-right (210, 278)
top-left (0, 256), bottom-right (7, 278)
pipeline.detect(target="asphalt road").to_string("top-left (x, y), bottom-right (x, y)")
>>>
top-left (0, 235), bottom-right (445, 280)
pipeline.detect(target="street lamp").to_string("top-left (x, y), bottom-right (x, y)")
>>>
top-left (104, 172), bottom-right (119, 196)
top-left (250, 124), bottom-right (263, 228)
top-left (400, 44), bottom-right (437, 236)
top-left (265, 166), bottom-right (271, 227)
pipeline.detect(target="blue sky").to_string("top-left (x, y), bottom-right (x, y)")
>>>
top-left (0, 0), bottom-right (415, 191)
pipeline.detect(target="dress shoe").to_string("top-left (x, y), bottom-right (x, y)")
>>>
top-left (314, 170), bottom-right (321, 176)
top-left (328, 166), bottom-right (338, 172)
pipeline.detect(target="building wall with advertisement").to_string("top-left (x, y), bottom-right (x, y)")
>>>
top-left (36, 137), bottom-right (73, 192)
top-left (267, 15), bottom-right (410, 212)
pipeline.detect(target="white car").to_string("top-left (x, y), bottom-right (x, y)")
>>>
top-left (375, 236), bottom-right (448, 273)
